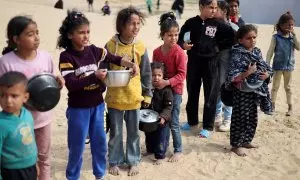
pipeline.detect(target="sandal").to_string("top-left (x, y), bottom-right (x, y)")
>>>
top-left (198, 129), bottom-right (210, 138)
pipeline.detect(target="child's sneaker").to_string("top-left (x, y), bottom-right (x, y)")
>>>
top-left (214, 114), bottom-right (222, 127)
top-left (218, 120), bottom-right (231, 132)
top-left (181, 122), bottom-right (192, 131)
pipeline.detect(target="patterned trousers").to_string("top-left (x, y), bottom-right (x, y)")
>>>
top-left (230, 89), bottom-right (258, 147)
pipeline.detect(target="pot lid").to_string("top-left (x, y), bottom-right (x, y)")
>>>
top-left (139, 109), bottom-right (159, 123)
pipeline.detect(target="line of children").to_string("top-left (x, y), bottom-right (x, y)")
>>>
top-left (0, 72), bottom-right (37, 180)
top-left (225, 24), bottom-right (273, 156)
top-left (0, 15), bottom-right (65, 180)
top-left (266, 12), bottom-right (300, 116)
top-left (144, 62), bottom-right (173, 165)
top-left (152, 12), bottom-right (187, 162)
top-left (104, 6), bottom-right (152, 176)
top-left (214, 0), bottom-right (239, 132)
top-left (179, 0), bottom-right (235, 138)
top-left (0, 4), bottom-right (298, 180)
top-left (57, 10), bottom-right (138, 180)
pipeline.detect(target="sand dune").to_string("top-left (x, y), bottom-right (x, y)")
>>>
top-left (0, 0), bottom-right (299, 179)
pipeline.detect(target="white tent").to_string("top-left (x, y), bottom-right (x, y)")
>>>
top-left (239, 0), bottom-right (300, 26)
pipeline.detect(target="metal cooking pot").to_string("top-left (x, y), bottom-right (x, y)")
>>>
top-left (139, 109), bottom-right (159, 132)
top-left (104, 70), bottom-right (131, 87)
top-left (25, 73), bottom-right (61, 112)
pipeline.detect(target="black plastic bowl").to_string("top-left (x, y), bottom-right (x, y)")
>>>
top-left (25, 73), bottom-right (61, 112)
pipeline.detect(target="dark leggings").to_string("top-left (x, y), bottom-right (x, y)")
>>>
top-left (186, 56), bottom-right (219, 130)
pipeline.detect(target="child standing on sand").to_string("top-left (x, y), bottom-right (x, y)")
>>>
top-left (266, 12), bottom-right (299, 116)
top-left (0, 15), bottom-right (64, 180)
top-left (214, 0), bottom-right (239, 132)
top-left (57, 10), bottom-right (138, 180)
top-left (105, 6), bottom-right (152, 176)
top-left (0, 72), bottom-right (37, 180)
top-left (179, 0), bottom-right (235, 138)
top-left (226, 24), bottom-right (272, 156)
top-left (153, 12), bottom-right (186, 162)
top-left (144, 62), bottom-right (173, 165)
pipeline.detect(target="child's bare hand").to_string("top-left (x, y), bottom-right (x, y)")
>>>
top-left (55, 75), bottom-right (65, 89)
top-left (246, 63), bottom-right (257, 76)
top-left (159, 117), bottom-right (166, 125)
top-left (259, 71), bottom-right (269, 80)
top-left (142, 101), bottom-right (150, 108)
top-left (36, 164), bottom-right (40, 176)
top-left (153, 79), bottom-right (169, 89)
top-left (122, 54), bottom-right (131, 62)
top-left (95, 69), bottom-right (108, 81)
top-left (131, 63), bottom-right (140, 77)
top-left (183, 42), bottom-right (193, 50)
top-left (291, 29), bottom-right (296, 36)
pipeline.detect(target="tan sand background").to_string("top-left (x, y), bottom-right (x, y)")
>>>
top-left (0, 0), bottom-right (300, 179)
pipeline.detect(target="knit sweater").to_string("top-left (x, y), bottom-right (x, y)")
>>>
top-left (105, 35), bottom-right (152, 110)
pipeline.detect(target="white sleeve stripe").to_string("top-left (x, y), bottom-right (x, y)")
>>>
top-left (100, 48), bottom-right (107, 62)
top-left (61, 70), bottom-right (74, 77)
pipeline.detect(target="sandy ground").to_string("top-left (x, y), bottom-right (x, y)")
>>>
top-left (0, 0), bottom-right (300, 179)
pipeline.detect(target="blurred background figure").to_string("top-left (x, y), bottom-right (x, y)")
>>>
top-left (157, 0), bottom-right (160, 10)
top-left (54, 0), bottom-right (63, 9)
top-left (102, 1), bottom-right (111, 15)
top-left (171, 0), bottom-right (184, 19)
top-left (146, 0), bottom-right (153, 14)
top-left (87, 0), bottom-right (94, 12)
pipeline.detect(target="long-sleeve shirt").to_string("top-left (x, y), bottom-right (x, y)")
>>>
top-left (153, 44), bottom-right (187, 95)
top-left (178, 15), bottom-right (235, 58)
top-left (0, 50), bottom-right (54, 129)
top-left (59, 44), bottom-right (122, 108)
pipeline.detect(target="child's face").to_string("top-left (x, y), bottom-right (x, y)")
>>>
top-left (280, 19), bottom-right (294, 34)
top-left (200, 0), bottom-right (218, 19)
top-left (152, 68), bottom-right (164, 84)
top-left (68, 24), bottom-right (90, 51)
top-left (215, 8), bottom-right (226, 19)
top-left (0, 83), bottom-right (29, 116)
top-left (238, 30), bottom-right (257, 51)
top-left (162, 27), bottom-right (179, 48)
top-left (14, 23), bottom-right (40, 52)
top-left (229, 2), bottom-right (239, 16)
top-left (121, 14), bottom-right (141, 39)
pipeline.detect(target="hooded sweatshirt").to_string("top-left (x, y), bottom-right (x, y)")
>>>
top-left (105, 35), bottom-right (152, 110)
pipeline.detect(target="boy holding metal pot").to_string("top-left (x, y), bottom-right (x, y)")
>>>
top-left (142, 62), bottom-right (173, 165)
